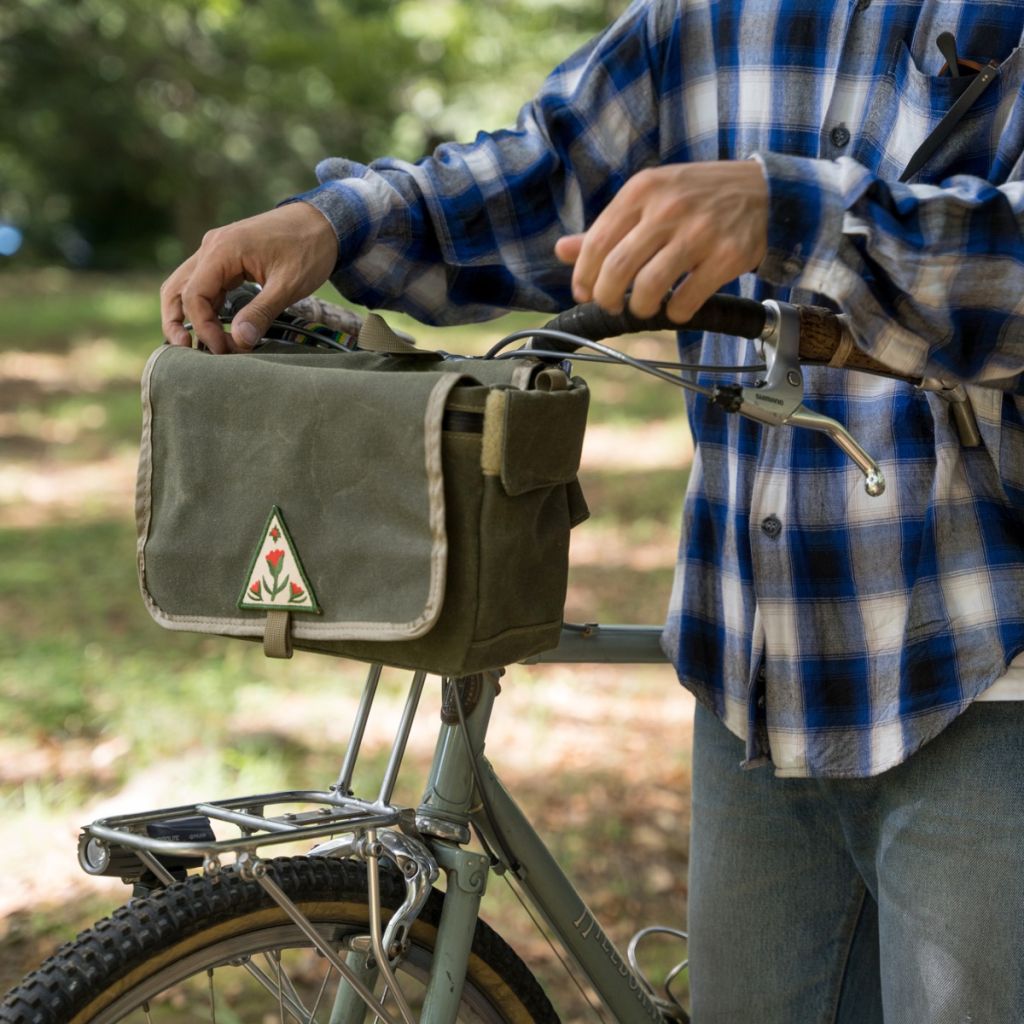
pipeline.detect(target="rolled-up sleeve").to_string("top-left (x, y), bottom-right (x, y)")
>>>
top-left (755, 150), bottom-right (1024, 389)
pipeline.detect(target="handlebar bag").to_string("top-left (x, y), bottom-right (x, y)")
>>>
top-left (136, 341), bottom-right (590, 675)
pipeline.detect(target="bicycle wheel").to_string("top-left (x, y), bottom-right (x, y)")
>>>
top-left (0, 856), bottom-right (558, 1024)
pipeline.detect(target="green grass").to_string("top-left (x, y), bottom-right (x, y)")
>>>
top-left (0, 270), bottom-right (693, 1018)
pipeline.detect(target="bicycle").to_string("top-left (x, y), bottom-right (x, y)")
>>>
top-left (0, 290), bottom-right (969, 1024)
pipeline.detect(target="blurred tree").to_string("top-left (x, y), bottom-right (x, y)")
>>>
top-left (0, 0), bottom-right (619, 269)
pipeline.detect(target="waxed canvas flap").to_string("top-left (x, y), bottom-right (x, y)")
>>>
top-left (498, 385), bottom-right (589, 496)
top-left (137, 345), bottom-right (463, 642)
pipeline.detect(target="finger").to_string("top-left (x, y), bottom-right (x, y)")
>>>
top-left (183, 266), bottom-right (243, 354)
top-left (665, 259), bottom-right (729, 325)
top-left (570, 203), bottom-right (642, 304)
top-left (182, 281), bottom-right (232, 354)
top-left (628, 236), bottom-right (701, 318)
top-left (587, 223), bottom-right (667, 315)
top-left (554, 234), bottom-right (584, 265)
top-left (160, 258), bottom-right (196, 347)
top-left (160, 289), bottom-right (192, 347)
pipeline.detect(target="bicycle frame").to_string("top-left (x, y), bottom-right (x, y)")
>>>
top-left (411, 632), bottom-right (672, 1024)
top-left (79, 626), bottom-right (679, 1024)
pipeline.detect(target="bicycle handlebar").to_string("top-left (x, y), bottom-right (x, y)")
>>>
top-left (542, 296), bottom-right (913, 384)
top-left (263, 287), bottom-right (902, 384)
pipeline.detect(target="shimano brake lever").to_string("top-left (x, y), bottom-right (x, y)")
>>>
top-left (715, 301), bottom-right (886, 497)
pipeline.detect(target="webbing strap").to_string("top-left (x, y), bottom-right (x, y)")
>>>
top-left (264, 610), bottom-right (293, 659)
top-left (357, 313), bottom-right (436, 357)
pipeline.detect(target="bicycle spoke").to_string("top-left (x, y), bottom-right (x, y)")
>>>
top-left (307, 963), bottom-right (335, 1022)
top-left (267, 949), bottom-right (311, 1019)
top-left (242, 956), bottom-right (314, 1023)
top-left (275, 951), bottom-right (286, 1024)
top-left (372, 983), bottom-right (391, 1024)
top-left (207, 968), bottom-right (217, 1024)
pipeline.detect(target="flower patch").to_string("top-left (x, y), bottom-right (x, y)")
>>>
top-left (237, 506), bottom-right (321, 613)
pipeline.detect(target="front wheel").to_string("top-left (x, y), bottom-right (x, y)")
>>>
top-left (0, 857), bottom-right (558, 1024)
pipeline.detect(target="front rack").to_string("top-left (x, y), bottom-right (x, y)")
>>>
top-left (80, 789), bottom-right (405, 876)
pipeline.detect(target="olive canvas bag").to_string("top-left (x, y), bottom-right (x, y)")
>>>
top-left (136, 337), bottom-right (590, 675)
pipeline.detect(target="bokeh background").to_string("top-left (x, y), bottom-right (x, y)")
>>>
top-left (0, 2), bottom-right (695, 1018)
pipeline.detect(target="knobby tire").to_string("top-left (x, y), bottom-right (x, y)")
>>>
top-left (0, 856), bottom-right (558, 1024)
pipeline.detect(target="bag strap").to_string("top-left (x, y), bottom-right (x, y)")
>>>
top-left (357, 313), bottom-right (440, 358)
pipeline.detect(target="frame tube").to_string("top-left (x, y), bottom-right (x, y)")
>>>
top-left (472, 759), bottom-right (665, 1024)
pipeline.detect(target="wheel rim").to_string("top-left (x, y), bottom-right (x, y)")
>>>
top-left (89, 923), bottom-right (510, 1024)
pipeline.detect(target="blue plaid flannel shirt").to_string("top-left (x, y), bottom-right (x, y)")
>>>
top-left (295, 0), bottom-right (1024, 777)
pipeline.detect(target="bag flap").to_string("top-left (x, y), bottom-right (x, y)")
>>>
top-left (483, 383), bottom-right (590, 496)
top-left (137, 345), bottom-right (465, 643)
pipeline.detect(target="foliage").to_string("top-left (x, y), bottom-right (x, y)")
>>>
top-left (0, 0), bottom-right (620, 269)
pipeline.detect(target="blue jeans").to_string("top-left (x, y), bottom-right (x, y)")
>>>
top-left (687, 702), bottom-right (1024, 1023)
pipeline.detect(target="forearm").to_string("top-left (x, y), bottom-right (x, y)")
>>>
top-left (291, 0), bottom-right (665, 325)
top-left (755, 151), bottom-right (1024, 389)
top-left (294, 127), bottom-right (580, 324)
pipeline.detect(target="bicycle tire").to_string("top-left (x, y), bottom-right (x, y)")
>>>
top-left (0, 856), bottom-right (559, 1024)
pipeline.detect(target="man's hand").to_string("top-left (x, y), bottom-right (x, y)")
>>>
top-left (554, 160), bottom-right (768, 323)
top-left (160, 203), bottom-right (338, 353)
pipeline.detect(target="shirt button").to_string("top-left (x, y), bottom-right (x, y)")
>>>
top-left (761, 515), bottom-right (782, 538)
top-left (830, 125), bottom-right (851, 148)
top-left (780, 256), bottom-right (803, 277)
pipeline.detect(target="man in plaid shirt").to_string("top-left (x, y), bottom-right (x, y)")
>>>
top-left (164, 1), bottom-right (1024, 1018)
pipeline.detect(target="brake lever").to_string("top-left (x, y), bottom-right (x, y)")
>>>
top-left (721, 301), bottom-right (886, 497)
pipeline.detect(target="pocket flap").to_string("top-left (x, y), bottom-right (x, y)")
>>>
top-left (493, 383), bottom-right (590, 496)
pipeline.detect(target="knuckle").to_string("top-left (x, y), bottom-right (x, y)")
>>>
top-left (687, 212), bottom-right (714, 239)
top-left (583, 223), bottom-right (613, 254)
top-left (604, 247), bottom-right (632, 274)
top-left (718, 241), bottom-right (748, 271)
top-left (626, 167), bottom-right (655, 193)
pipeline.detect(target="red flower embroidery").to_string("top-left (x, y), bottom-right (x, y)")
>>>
top-left (250, 581), bottom-right (261, 596)
top-left (290, 583), bottom-right (304, 597)
top-left (270, 527), bottom-right (281, 541)
top-left (266, 549), bottom-right (285, 573)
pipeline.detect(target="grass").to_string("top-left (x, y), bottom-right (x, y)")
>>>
top-left (0, 269), bottom-right (694, 1019)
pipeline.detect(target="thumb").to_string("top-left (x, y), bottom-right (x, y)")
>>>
top-left (230, 288), bottom-right (289, 350)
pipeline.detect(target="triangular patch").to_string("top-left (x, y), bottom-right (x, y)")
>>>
top-left (238, 506), bottom-right (321, 614)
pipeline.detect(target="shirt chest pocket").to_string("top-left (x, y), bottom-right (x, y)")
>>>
top-left (855, 41), bottom-right (1024, 183)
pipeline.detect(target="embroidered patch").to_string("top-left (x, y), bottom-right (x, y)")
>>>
top-left (238, 506), bottom-right (321, 614)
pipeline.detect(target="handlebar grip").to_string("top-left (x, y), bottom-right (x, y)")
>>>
top-left (796, 306), bottom-right (916, 381)
top-left (542, 294), bottom-right (768, 346)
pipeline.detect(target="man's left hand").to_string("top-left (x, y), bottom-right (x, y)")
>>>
top-left (554, 160), bottom-right (768, 323)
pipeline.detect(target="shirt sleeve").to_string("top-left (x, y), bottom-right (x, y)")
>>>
top-left (288, 0), bottom-right (666, 326)
top-left (754, 151), bottom-right (1024, 390)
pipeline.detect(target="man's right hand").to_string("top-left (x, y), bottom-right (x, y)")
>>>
top-left (160, 202), bottom-right (338, 353)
